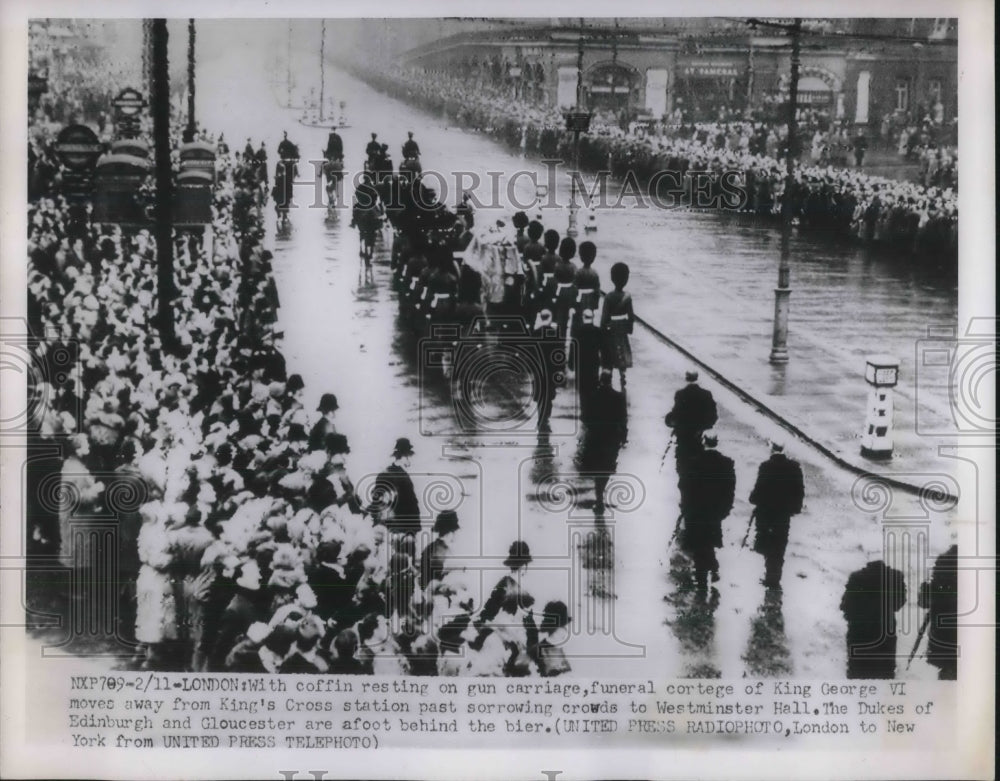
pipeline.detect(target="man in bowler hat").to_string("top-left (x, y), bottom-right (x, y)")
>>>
top-left (308, 393), bottom-right (339, 451)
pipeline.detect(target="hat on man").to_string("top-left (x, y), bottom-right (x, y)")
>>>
top-left (503, 540), bottom-right (532, 570)
top-left (392, 437), bottom-right (415, 458)
top-left (287, 373), bottom-right (304, 393)
top-left (434, 510), bottom-right (460, 536)
top-left (317, 393), bottom-right (339, 413)
top-left (769, 439), bottom-right (785, 453)
top-left (685, 370), bottom-right (699, 383)
top-left (702, 430), bottom-right (719, 449)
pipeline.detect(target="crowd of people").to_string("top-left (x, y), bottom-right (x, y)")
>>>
top-left (355, 63), bottom-right (957, 259)
top-left (27, 73), bottom-right (586, 676)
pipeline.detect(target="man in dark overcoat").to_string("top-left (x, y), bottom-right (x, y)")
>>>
top-left (748, 440), bottom-right (805, 589)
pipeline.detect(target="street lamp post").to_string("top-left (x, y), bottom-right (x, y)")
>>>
top-left (151, 18), bottom-right (177, 350)
top-left (769, 17), bottom-right (801, 365)
top-left (567, 19), bottom-right (585, 239)
top-left (185, 19), bottom-right (196, 142)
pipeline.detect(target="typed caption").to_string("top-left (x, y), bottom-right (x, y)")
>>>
top-left (62, 674), bottom-right (951, 750)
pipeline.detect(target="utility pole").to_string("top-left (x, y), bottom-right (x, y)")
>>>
top-left (150, 18), bottom-right (176, 350)
top-left (184, 19), bottom-right (196, 142)
top-left (769, 17), bottom-right (801, 364)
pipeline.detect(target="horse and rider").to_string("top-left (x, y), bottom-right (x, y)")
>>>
top-left (272, 131), bottom-right (300, 230)
top-left (323, 126), bottom-right (345, 208)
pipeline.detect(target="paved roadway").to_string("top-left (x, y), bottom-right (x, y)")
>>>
top-left (190, 32), bottom-right (963, 680)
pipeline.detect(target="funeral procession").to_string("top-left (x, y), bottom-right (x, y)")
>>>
top-left (19, 16), bottom-right (971, 685)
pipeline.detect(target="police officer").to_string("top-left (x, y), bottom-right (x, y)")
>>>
top-left (748, 440), bottom-right (805, 589)
top-left (678, 431), bottom-right (735, 592)
top-left (665, 370), bottom-right (718, 475)
top-left (917, 545), bottom-right (958, 680)
top-left (840, 560), bottom-right (907, 679)
top-left (365, 438), bottom-right (421, 536)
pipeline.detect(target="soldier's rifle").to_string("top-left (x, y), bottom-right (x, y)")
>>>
top-left (658, 433), bottom-right (676, 472)
top-left (906, 609), bottom-right (933, 670)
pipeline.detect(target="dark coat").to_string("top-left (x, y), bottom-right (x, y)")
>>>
top-left (680, 449), bottom-right (735, 550)
top-left (665, 383), bottom-right (718, 439)
top-left (919, 545), bottom-right (958, 675)
top-left (325, 133), bottom-right (344, 160)
top-left (309, 563), bottom-right (352, 622)
top-left (419, 537), bottom-right (451, 590)
top-left (840, 561), bottom-right (907, 679)
top-left (306, 475), bottom-right (339, 513)
top-left (209, 590), bottom-right (264, 672)
top-left (308, 416), bottom-right (336, 452)
top-left (368, 464), bottom-right (421, 535)
top-left (749, 454), bottom-right (805, 555)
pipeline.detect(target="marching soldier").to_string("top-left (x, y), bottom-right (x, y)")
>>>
top-left (552, 237), bottom-right (579, 332)
top-left (678, 431), bottom-right (735, 592)
top-left (574, 241), bottom-right (602, 419)
top-left (521, 220), bottom-right (546, 308)
top-left (664, 370), bottom-right (718, 475)
top-left (840, 560), bottom-right (907, 679)
top-left (747, 440), bottom-right (805, 589)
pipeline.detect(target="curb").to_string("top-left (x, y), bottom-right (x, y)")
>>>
top-left (628, 307), bottom-right (958, 503)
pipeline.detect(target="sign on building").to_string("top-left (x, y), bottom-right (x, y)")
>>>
top-left (53, 123), bottom-right (103, 198)
top-left (112, 87), bottom-right (146, 139)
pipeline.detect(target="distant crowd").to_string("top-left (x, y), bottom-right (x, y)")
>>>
top-left (357, 64), bottom-right (957, 259)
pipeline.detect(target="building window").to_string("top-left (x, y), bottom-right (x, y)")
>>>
top-left (927, 79), bottom-right (942, 103)
top-left (894, 79), bottom-right (909, 112)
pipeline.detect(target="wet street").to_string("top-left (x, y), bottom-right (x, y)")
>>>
top-left (192, 42), bottom-right (960, 680)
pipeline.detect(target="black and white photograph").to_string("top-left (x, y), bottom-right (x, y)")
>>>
top-left (0, 2), bottom-right (994, 779)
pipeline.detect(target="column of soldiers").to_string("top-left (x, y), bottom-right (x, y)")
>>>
top-left (662, 370), bottom-right (958, 681)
